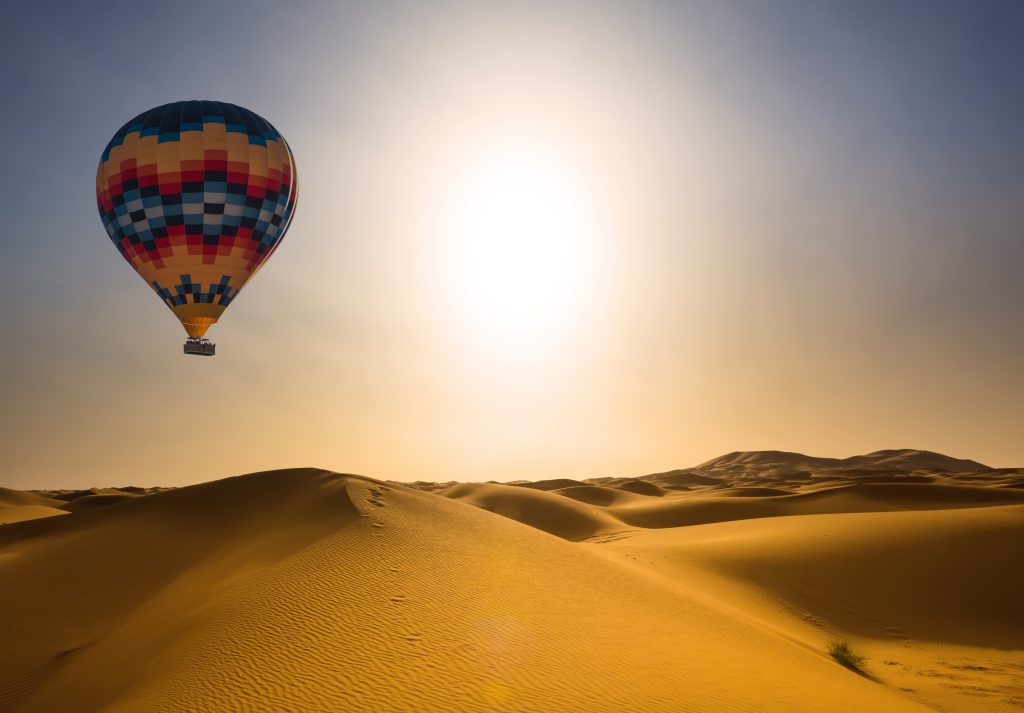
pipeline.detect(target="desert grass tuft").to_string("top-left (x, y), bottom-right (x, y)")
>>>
top-left (828, 640), bottom-right (867, 673)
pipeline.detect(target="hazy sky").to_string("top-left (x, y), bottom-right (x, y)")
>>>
top-left (2, 1), bottom-right (1022, 488)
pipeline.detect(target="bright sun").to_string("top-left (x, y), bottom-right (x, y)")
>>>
top-left (438, 136), bottom-right (601, 358)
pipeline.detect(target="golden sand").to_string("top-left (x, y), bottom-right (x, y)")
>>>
top-left (2, 451), bottom-right (1020, 711)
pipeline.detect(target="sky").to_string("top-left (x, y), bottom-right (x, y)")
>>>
top-left (1, 0), bottom-right (1022, 489)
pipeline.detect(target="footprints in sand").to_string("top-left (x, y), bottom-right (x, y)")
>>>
top-left (366, 486), bottom-right (389, 508)
top-left (357, 483), bottom-right (393, 536)
top-left (359, 488), bottom-right (420, 646)
top-left (881, 624), bottom-right (909, 641)
top-left (385, 582), bottom-right (421, 646)
top-left (383, 579), bottom-right (414, 643)
top-left (875, 654), bottom-right (1024, 710)
top-left (389, 591), bottom-right (420, 643)
top-left (584, 530), bottom-right (635, 544)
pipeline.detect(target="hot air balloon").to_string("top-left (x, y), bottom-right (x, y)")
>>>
top-left (96, 100), bottom-right (298, 356)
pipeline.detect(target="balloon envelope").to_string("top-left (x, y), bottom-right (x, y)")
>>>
top-left (96, 100), bottom-right (297, 338)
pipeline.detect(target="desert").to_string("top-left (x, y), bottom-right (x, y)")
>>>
top-left (2, 449), bottom-right (1021, 712)
top-left (4, 3), bottom-right (1023, 711)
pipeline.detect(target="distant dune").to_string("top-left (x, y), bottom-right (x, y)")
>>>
top-left (0, 486), bottom-right (156, 524)
top-left (607, 478), bottom-right (667, 497)
top-left (2, 450), bottom-right (1020, 712)
top-left (441, 479), bottom-right (1024, 538)
top-left (509, 478), bottom-right (587, 491)
top-left (441, 481), bottom-right (622, 540)
top-left (604, 505), bottom-right (1024, 647)
top-left (0, 488), bottom-right (69, 525)
top-left (691, 448), bottom-right (992, 479)
top-left (552, 484), bottom-right (646, 507)
top-left (58, 492), bottom-right (141, 513)
top-left (0, 487), bottom-right (65, 509)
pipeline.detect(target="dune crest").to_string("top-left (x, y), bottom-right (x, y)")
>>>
top-left (443, 479), bottom-right (1024, 535)
top-left (592, 506), bottom-right (1024, 712)
top-left (2, 468), bottom-right (932, 712)
top-left (0, 488), bottom-right (69, 525)
top-left (4, 449), bottom-right (1019, 712)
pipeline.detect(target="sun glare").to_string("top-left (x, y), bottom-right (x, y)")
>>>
top-left (438, 136), bottom-right (601, 358)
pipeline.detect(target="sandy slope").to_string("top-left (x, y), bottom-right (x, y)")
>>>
top-left (0, 487), bottom-right (153, 524)
top-left (590, 506), bottom-right (1024, 713)
top-left (594, 506), bottom-right (1024, 646)
top-left (441, 481), bottom-right (623, 540)
top-left (692, 448), bottom-right (991, 477)
top-left (634, 448), bottom-right (997, 490)
top-left (436, 458), bottom-right (1024, 713)
top-left (0, 488), bottom-right (69, 525)
top-left (0, 505), bottom-right (69, 525)
top-left (0, 488), bottom-right (64, 508)
top-left (552, 484), bottom-right (648, 506)
top-left (443, 479), bottom-right (1024, 537)
top-left (0, 469), bottom-right (927, 713)
top-left (59, 492), bottom-right (141, 513)
top-left (4, 450), bottom-right (1019, 712)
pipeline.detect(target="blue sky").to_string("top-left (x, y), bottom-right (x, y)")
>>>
top-left (2, 1), bottom-right (1022, 488)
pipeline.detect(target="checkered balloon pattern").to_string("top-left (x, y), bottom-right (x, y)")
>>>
top-left (96, 100), bottom-right (297, 338)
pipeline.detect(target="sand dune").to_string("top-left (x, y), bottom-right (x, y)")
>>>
top-left (0, 487), bottom-right (64, 509)
top-left (0, 488), bottom-right (69, 525)
top-left (447, 479), bottom-right (1024, 535)
top-left (955, 468), bottom-right (1024, 487)
top-left (702, 486), bottom-right (794, 497)
top-left (597, 505), bottom-right (1024, 647)
top-left (607, 478), bottom-right (667, 496)
top-left (510, 478), bottom-right (587, 491)
top-left (694, 448), bottom-right (991, 477)
top-left (2, 487), bottom-right (171, 521)
top-left (441, 481), bottom-right (621, 540)
top-left (592, 506), bottom-right (1024, 713)
top-left (695, 449), bottom-right (836, 473)
top-left (59, 492), bottom-right (141, 513)
top-left (1, 468), bottom-right (935, 713)
top-left (636, 470), bottom-right (723, 488)
top-left (552, 484), bottom-right (647, 506)
top-left (842, 449), bottom-right (991, 473)
top-left (3, 449), bottom-right (1019, 712)
top-left (431, 456), bottom-right (1024, 712)
top-left (0, 505), bottom-right (69, 526)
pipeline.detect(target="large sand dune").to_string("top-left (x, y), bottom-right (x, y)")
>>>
top-left (443, 479), bottom-right (1024, 537)
top-left (590, 506), bottom-right (1024, 712)
top-left (0, 488), bottom-right (69, 525)
top-left (2, 449), bottom-right (1020, 712)
top-left (596, 506), bottom-right (1024, 647)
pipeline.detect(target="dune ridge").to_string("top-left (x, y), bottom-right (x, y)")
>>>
top-left (0, 488), bottom-right (70, 525)
top-left (1, 468), bottom-right (932, 712)
top-left (3, 448), bottom-right (1019, 712)
top-left (443, 480), bottom-right (1024, 538)
top-left (590, 506), bottom-right (1024, 712)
